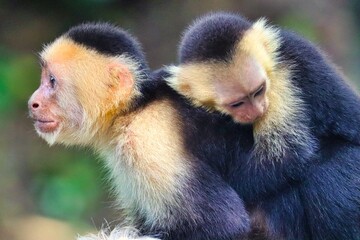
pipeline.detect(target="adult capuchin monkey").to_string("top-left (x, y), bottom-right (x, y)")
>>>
top-left (28, 22), bottom-right (251, 240)
top-left (166, 12), bottom-right (360, 239)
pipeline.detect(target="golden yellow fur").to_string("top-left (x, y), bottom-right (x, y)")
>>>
top-left (40, 36), bottom-right (194, 238)
top-left (102, 99), bottom-right (192, 227)
top-left (40, 37), bottom-right (143, 146)
top-left (41, 37), bottom-right (142, 116)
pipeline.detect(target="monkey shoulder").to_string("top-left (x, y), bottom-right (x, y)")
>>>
top-left (278, 29), bottom-right (360, 142)
top-left (112, 82), bottom-right (251, 239)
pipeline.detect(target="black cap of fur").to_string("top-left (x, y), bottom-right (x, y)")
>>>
top-left (179, 12), bottom-right (252, 63)
top-left (66, 22), bottom-right (149, 72)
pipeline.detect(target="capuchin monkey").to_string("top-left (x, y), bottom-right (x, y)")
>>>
top-left (166, 12), bottom-right (360, 239)
top-left (28, 22), bottom-right (250, 240)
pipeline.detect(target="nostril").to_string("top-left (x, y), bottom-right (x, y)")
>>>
top-left (32, 103), bottom-right (39, 109)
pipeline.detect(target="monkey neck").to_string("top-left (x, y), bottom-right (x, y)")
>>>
top-left (90, 93), bottom-right (146, 148)
top-left (252, 65), bottom-right (313, 162)
top-left (93, 99), bottom-right (192, 226)
top-left (91, 110), bottom-right (135, 151)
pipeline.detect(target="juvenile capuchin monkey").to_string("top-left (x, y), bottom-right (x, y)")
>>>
top-left (28, 22), bottom-right (251, 240)
top-left (166, 12), bottom-right (360, 239)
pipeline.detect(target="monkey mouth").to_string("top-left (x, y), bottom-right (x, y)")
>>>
top-left (34, 119), bottom-right (59, 133)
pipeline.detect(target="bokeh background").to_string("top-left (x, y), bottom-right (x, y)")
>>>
top-left (1, 0), bottom-right (359, 239)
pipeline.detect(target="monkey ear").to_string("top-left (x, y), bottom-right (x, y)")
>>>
top-left (165, 65), bottom-right (191, 94)
top-left (108, 61), bottom-right (134, 92)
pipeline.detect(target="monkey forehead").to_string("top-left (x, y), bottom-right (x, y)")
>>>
top-left (40, 37), bottom-right (109, 66)
top-left (65, 22), bottom-right (148, 71)
top-left (40, 37), bottom-right (143, 86)
top-left (210, 61), bottom-right (264, 108)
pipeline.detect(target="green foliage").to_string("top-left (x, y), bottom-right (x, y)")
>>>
top-left (33, 157), bottom-right (104, 221)
top-left (0, 51), bottom-right (39, 114)
top-left (0, 51), bottom-right (13, 113)
top-left (278, 14), bottom-right (320, 43)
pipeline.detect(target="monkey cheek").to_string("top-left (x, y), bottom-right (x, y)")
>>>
top-left (263, 100), bottom-right (269, 113)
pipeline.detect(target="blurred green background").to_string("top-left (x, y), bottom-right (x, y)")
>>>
top-left (0, 0), bottom-right (359, 239)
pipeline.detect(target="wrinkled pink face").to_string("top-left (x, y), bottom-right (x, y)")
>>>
top-left (214, 56), bottom-right (269, 124)
top-left (28, 38), bottom-right (86, 145)
top-left (29, 64), bottom-right (60, 134)
top-left (28, 59), bottom-right (84, 145)
top-left (28, 37), bottom-right (136, 146)
top-left (215, 77), bottom-right (268, 124)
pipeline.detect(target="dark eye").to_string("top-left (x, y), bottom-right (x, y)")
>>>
top-left (49, 75), bottom-right (56, 88)
top-left (254, 84), bottom-right (265, 97)
top-left (229, 101), bottom-right (244, 108)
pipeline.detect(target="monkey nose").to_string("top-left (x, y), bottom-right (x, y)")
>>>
top-left (32, 103), bottom-right (39, 109)
top-left (253, 102), bottom-right (265, 115)
top-left (28, 100), bottom-right (40, 110)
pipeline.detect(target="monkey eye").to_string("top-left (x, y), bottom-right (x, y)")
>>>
top-left (254, 84), bottom-right (265, 97)
top-left (49, 75), bottom-right (56, 88)
top-left (229, 101), bottom-right (244, 108)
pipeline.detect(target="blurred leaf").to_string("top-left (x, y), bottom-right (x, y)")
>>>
top-left (0, 53), bottom-right (13, 114)
top-left (5, 55), bottom-right (40, 110)
top-left (35, 158), bottom-right (103, 221)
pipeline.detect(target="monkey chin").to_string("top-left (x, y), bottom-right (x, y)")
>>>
top-left (233, 115), bottom-right (261, 125)
top-left (34, 121), bottom-right (61, 146)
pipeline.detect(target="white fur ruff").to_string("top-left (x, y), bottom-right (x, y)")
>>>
top-left (77, 227), bottom-right (160, 240)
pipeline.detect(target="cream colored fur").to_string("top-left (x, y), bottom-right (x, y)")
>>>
top-left (239, 20), bottom-right (311, 162)
top-left (167, 19), bottom-right (312, 162)
top-left (99, 99), bottom-right (192, 228)
top-left (84, 100), bottom-right (193, 239)
top-left (77, 227), bottom-right (160, 240)
top-left (40, 37), bottom-right (145, 147)
top-left (40, 38), bottom-right (193, 239)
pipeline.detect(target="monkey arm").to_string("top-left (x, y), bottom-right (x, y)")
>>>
top-left (299, 140), bottom-right (360, 239)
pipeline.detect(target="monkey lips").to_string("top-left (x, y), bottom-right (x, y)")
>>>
top-left (33, 118), bottom-right (59, 133)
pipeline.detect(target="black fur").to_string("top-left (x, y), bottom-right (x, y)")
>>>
top-left (62, 23), bottom-right (251, 240)
top-left (176, 12), bottom-right (360, 240)
top-left (279, 30), bottom-right (360, 144)
top-left (142, 71), bottom-right (252, 240)
top-left (179, 12), bottom-right (251, 63)
top-left (66, 22), bottom-right (149, 72)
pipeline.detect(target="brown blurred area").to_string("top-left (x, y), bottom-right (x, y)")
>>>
top-left (0, 0), bottom-right (359, 239)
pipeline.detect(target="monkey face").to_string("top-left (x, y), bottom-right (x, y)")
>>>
top-left (167, 54), bottom-right (270, 125)
top-left (212, 55), bottom-right (268, 124)
top-left (29, 37), bottom-right (140, 146)
top-left (215, 78), bottom-right (269, 124)
top-left (28, 63), bottom-right (84, 145)
top-left (28, 70), bottom-right (61, 134)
